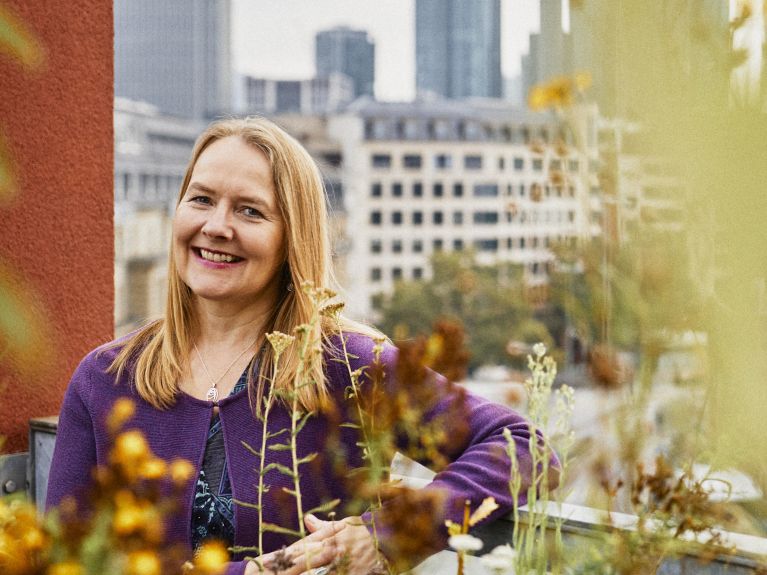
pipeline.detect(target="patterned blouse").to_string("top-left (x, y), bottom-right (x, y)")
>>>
top-left (190, 367), bottom-right (250, 552)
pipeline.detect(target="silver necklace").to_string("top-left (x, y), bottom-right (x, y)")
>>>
top-left (194, 335), bottom-right (259, 402)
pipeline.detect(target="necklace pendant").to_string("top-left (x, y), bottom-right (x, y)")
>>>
top-left (206, 387), bottom-right (219, 402)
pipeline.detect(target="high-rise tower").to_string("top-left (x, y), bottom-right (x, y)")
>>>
top-left (416, 0), bottom-right (502, 99)
top-left (315, 26), bottom-right (376, 99)
top-left (115, 0), bottom-right (232, 119)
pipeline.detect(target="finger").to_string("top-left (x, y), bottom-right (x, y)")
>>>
top-left (284, 541), bottom-right (337, 575)
top-left (305, 513), bottom-right (327, 533)
top-left (299, 517), bottom-right (346, 543)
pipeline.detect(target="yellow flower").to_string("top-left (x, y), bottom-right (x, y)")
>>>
top-left (169, 459), bottom-right (195, 486)
top-left (47, 562), bottom-right (83, 575)
top-left (193, 541), bottom-right (229, 574)
top-left (107, 397), bottom-right (136, 433)
top-left (112, 430), bottom-right (150, 468)
top-left (139, 457), bottom-right (167, 481)
top-left (319, 301), bottom-right (345, 320)
top-left (126, 550), bottom-right (162, 575)
top-left (266, 331), bottom-right (295, 357)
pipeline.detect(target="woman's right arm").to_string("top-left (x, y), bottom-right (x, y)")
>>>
top-left (46, 355), bottom-right (98, 511)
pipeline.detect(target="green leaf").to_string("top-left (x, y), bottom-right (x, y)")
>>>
top-left (267, 443), bottom-right (293, 452)
top-left (306, 499), bottom-right (341, 516)
top-left (298, 452), bottom-right (318, 465)
top-left (271, 463), bottom-right (295, 477)
top-left (0, 6), bottom-right (45, 70)
top-left (295, 411), bottom-right (314, 435)
top-left (339, 422), bottom-right (361, 429)
top-left (261, 523), bottom-right (302, 538)
top-left (241, 441), bottom-right (260, 457)
top-left (233, 499), bottom-right (261, 510)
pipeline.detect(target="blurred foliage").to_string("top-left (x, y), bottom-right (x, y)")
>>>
top-left (374, 251), bottom-right (553, 371)
top-left (0, 3), bottom-right (51, 385)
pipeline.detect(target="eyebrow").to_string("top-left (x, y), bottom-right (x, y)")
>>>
top-left (186, 181), bottom-right (276, 211)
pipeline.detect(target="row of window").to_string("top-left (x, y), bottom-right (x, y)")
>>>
top-left (370, 181), bottom-right (577, 200)
top-left (363, 117), bottom-right (565, 146)
top-left (115, 171), bottom-right (184, 203)
top-left (370, 235), bottom-right (561, 255)
top-left (371, 153), bottom-right (580, 173)
top-left (369, 209), bottom-right (576, 226)
top-left (369, 260), bottom-right (555, 282)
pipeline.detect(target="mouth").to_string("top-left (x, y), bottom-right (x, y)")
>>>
top-left (193, 247), bottom-right (244, 264)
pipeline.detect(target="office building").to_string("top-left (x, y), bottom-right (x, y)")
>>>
top-left (416, 0), bottom-right (502, 99)
top-left (315, 27), bottom-right (375, 98)
top-left (115, 0), bottom-right (232, 119)
top-left (242, 74), bottom-right (354, 115)
top-left (275, 100), bottom-right (597, 319)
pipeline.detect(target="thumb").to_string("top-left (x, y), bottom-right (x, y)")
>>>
top-left (304, 513), bottom-right (329, 533)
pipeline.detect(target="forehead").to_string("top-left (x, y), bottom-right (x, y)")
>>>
top-left (191, 136), bottom-right (274, 192)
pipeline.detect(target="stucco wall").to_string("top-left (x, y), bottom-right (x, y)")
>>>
top-left (0, 1), bottom-right (113, 452)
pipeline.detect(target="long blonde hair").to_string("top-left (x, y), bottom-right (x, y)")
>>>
top-left (109, 117), bottom-right (370, 412)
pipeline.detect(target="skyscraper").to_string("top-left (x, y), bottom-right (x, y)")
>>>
top-left (115, 0), bottom-right (232, 119)
top-left (416, 0), bottom-right (502, 100)
top-left (315, 27), bottom-right (375, 99)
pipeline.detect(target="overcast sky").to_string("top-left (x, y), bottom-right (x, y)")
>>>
top-left (232, 0), bottom-right (542, 102)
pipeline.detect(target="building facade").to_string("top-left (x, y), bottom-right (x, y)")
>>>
top-left (242, 74), bottom-right (354, 115)
top-left (317, 100), bottom-right (597, 319)
top-left (315, 26), bottom-right (375, 98)
top-left (113, 98), bottom-right (203, 333)
top-left (114, 0), bottom-right (232, 119)
top-left (416, 0), bottom-right (502, 99)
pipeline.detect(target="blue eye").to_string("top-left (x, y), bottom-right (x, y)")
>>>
top-left (242, 206), bottom-right (264, 219)
top-left (188, 195), bottom-right (211, 205)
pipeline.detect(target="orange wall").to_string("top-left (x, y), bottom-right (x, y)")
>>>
top-left (0, 1), bottom-right (113, 452)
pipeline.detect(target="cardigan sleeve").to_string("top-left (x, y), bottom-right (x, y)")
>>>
top-left (339, 335), bottom-right (559, 564)
top-left (46, 352), bottom-right (98, 512)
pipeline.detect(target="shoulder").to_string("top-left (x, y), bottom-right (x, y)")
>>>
top-left (325, 331), bottom-right (397, 372)
top-left (69, 328), bottom-right (145, 394)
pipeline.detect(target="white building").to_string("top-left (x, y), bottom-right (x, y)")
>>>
top-left (285, 99), bottom-right (599, 319)
top-left (114, 98), bottom-right (203, 333)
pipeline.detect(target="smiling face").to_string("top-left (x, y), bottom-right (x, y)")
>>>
top-left (172, 136), bottom-right (286, 311)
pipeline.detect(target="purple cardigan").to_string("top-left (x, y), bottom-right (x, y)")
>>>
top-left (47, 333), bottom-right (545, 574)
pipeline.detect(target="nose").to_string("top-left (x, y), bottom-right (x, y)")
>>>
top-left (201, 204), bottom-right (234, 240)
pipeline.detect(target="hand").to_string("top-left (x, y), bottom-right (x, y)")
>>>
top-left (258, 514), bottom-right (382, 575)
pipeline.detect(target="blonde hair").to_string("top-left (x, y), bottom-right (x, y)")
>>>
top-left (109, 116), bottom-right (373, 412)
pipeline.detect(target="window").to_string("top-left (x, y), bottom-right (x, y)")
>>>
top-left (453, 238), bottom-right (464, 251)
top-left (371, 183), bottom-right (382, 197)
top-left (433, 211), bottom-right (444, 225)
top-left (473, 211), bottom-right (499, 224)
top-left (371, 154), bottom-right (391, 168)
top-left (433, 183), bottom-right (444, 197)
top-left (568, 211), bottom-right (575, 223)
top-left (370, 239), bottom-right (382, 253)
top-left (403, 154), bottom-right (422, 169)
top-left (464, 155), bottom-right (482, 170)
top-left (473, 184), bottom-right (499, 197)
top-left (568, 159), bottom-right (579, 172)
top-left (370, 211), bottom-right (382, 225)
top-left (433, 239), bottom-right (444, 252)
top-left (413, 239), bottom-right (423, 253)
top-left (513, 157), bottom-right (524, 171)
top-left (371, 268), bottom-right (382, 281)
top-left (550, 159), bottom-right (562, 170)
top-left (392, 239), bottom-right (403, 253)
top-left (520, 237), bottom-right (526, 248)
top-left (519, 184), bottom-right (526, 197)
top-left (392, 182), bottom-right (403, 197)
top-left (413, 267), bottom-right (423, 280)
top-left (435, 154), bottom-right (452, 169)
top-left (392, 267), bottom-right (403, 280)
top-left (392, 211), bottom-right (403, 225)
top-left (413, 182), bottom-right (423, 197)
top-left (453, 183), bottom-right (464, 197)
top-left (532, 158), bottom-right (543, 172)
top-left (413, 211), bottom-right (423, 225)
top-left (474, 239), bottom-right (499, 252)
top-left (453, 211), bottom-right (463, 225)
top-left (498, 157), bottom-right (505, 170)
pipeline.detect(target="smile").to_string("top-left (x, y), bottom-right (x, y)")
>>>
top-left (195, 248), bottom-right (244, 264)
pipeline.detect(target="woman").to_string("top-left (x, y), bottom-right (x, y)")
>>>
top-left (47, 117), bottom-right (552, 575)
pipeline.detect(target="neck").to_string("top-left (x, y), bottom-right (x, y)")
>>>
top-left (192, 297), bottom-right (276, 350)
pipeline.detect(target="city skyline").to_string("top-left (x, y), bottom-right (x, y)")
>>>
top-left (232, 0), bottom-right (542, 102)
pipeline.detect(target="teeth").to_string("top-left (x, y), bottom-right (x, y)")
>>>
top-left (200, 249), bottom-right (237, 263)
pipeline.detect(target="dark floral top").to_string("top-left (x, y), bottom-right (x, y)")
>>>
top-left (190, 370), bottom-right (249, 552)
